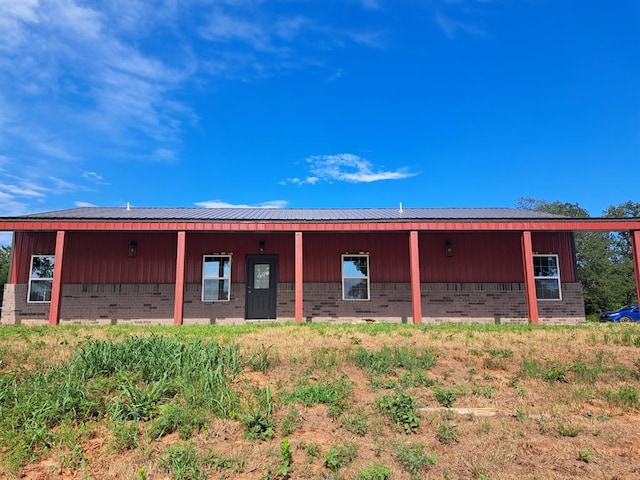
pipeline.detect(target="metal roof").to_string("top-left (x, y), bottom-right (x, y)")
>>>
top-left (13, 207), bottom-right (569, 222)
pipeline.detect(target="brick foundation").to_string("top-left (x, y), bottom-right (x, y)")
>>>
top-left (0, 281), bottom-right (586, 325)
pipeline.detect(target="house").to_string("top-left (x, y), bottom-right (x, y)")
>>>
top-left (1, 207), bottom-right (639, 326)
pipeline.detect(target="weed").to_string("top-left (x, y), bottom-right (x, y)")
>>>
top-left (436, 423), bottom-right (459, 444)
top-left (606, 385), bottom-right (640, 410)
top-left (577, 447), bottom-right (593, 462)
top-left (393, 439), bottom-right (436, 479)
top-left (486, 348), bottom-right (513, 358)
top-left (109, 420), bottom-right (139, 452)
top-left (352, 345), bottom-right (437, 374)
top-left (241, 387), bottom-right (275, 441)
top-left (148, 401), bottom-right (206, 440)
top-left (280, 405), bottom-right (303, 436)
top-left (305, 441), bottom-right (320, 460)
top-left (341, 407), bottom-right (369, 436)
top-left (399, 370), bottom-right (436, 388)
top-left (358, 463), bottom-right (390, 480)
top-left (160, 442), bottom-right (206, 480)
top-left (375, 392), bottom-right (420, 433)
top-left (248, 344), bottom-right (274, 374)
top-left (311, 347), bottom-right (339, 370)
top-left (369, 375), bottom-right (397, 390)
top-left (285, 376), bottom-right (352, 414)
top-left (515, 408), bottom-right (527, 422)
top-left (324, 442), bottom-right (358, 473)
top-left (471, 386), bottom-right (495, 398)
top-left (434, 388), bottom-right (456, 408)
top-left (263, 438), bottom-right (292, 480)
top-left (558, 424), bottom-right (580, 437)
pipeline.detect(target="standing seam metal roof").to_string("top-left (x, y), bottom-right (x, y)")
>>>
top-left (15, 207), bottom-right (569, 221)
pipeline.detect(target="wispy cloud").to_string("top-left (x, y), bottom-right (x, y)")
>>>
top-left (327, 69), bottom-right (346, 82)
top-left (194, 200), bottom-right (288, 208)
top-left (434, 10), bottom-right (487, 39)
top-left (283, 154), bottom-right (417, 185)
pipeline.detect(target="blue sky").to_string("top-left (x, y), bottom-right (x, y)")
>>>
top-left (0, 0), bottom-right (638, 218)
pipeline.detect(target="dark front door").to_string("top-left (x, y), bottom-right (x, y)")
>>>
top-left (245, 255), bottom-right (278, 319)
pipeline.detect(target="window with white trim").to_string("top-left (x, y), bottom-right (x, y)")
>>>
top-left (28, 255), bottom-right (55, 303)
top-left (342, 254), bottom-right (370, 300)
top-left (533, 254), bottom-right (561, 300)
top-left (202, 255), bottom-right (231, 302)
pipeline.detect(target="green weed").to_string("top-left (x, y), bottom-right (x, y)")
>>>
top-left (358, 463), bottom-right (390, 480)
top-left (160, 442), bottom-right (206, 480)
top-left (393, 439), bottom-right (436, 479)
top-left (376, 392), bottom-right (420, 433)
top-left (340, 407), bottom-right (369, 436)
top-left (577, 447), bottom-right (593, 462)
top-left (241, 387), bottom-right (275, 441)
top-left (437, 423), bottom-right (460, 444)
top-left (279, 405), bottom-right (303, 436)
top-left (434, 388), bottom-right (456, 408)
top-left (324, 442), bottom-right (358, 473)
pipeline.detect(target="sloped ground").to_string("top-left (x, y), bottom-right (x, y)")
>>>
top-left (1, 322), bottom-right (640, 479)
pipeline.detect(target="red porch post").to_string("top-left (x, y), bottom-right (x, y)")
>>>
top-left (49, 230), bottom-right (66, 326)
top-left (632, 230), bottom-right (640, 306)
top-left (295, 232), bottom-right (304, 323)
top-left (9, 234), bottom-right (18, 284)
top-left (409, 230), bottom-right (422, 324)
top-left (521, 231), bottom-right (539, 325)
top-left (173, 231), bottom-right (186, 325)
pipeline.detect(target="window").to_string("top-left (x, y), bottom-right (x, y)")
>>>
top-left (202, 255), bottom-right (231, 301)
top-left (342, 254), bottom-right (370, 300)
top-left (28, 255), bottom-right (55, 303)
top-left (533, 254), bottom-right (561, 300)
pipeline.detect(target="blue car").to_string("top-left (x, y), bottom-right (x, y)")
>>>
top-left (599, 305), bottom-right (640, 323)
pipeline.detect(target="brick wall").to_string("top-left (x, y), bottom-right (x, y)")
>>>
top-left (1, 281), bottom-right (586, 325)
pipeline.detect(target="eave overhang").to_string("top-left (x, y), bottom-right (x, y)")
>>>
top-left (1, 218), bottom-right (639, 233)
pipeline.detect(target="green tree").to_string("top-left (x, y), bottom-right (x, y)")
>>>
top-left (602, 201), bottom-right (640, 307)
top-left (0, 245), bottom-right (11, 305)
top-left (516, 198), bottom-right (638, 314)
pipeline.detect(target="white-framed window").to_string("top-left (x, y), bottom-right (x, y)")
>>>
top-left (533, 254), bottom-right (562, 300)
top-left (342, 254), bottom-right (370, 300)
top-left (28, 255), bottom-right (55, 303)
top-left (202, 255), bottom-right (231, 302)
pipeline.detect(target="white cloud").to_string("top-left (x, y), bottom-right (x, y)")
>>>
top-left (327, 69), bottom-right (345, 82)
top-left (433, 9), bottom-right (488, 39)
top-left (75, 201), bottom-right (98, 207)
top-left (194, 200), bottom-right (288, 208)
top-left (294, 153), bottom-right (417, 184)
top-left (82, 171), bottom-right (103, 181)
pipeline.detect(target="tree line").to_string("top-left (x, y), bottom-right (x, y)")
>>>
top-left (518, 199), bottom-right (639, 315)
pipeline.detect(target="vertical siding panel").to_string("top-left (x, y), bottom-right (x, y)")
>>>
top-left (13, 230), bottom-right (577, 285)
top-left (14, 232), bottom-right (57, 283)
top-left (532, 232), bottom-right (576, 282)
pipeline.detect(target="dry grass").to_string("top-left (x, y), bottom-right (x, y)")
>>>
top-left (1, 322), bottom-right (640, 479)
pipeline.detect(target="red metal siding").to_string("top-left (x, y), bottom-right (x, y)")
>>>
top-left (419, 231), bottom-right (576, 283)
top-left (13, 230), bottom-right (576, 285)
top-left (302, 232), bottom-right (410, 282)
top-left (185, 232), bottom-right (295, 283)
top-left (14, 232), bottom-right (56, 283)
top-left (531, 232), bottom-right (576, 282)
top-left (62, 232), bottom-right (177, 283)
top-left (420, 232), bottom-right (524, 282)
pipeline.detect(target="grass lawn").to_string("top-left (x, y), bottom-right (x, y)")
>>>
top-left (1, 322), bottom-right (640, 479)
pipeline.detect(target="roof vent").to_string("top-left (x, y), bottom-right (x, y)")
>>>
top-left (126, 202), bottom-right (131, 211)
top-left (399, 202), bottom-right (403, 213)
